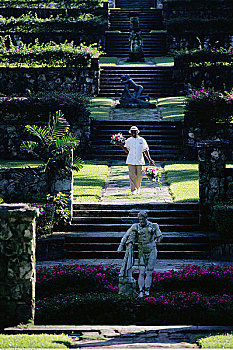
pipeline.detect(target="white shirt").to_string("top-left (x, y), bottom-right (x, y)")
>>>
top-left (125, 136), bottom-right (149, 165)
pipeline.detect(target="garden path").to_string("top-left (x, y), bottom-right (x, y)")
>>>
top-left (100, 162), bottom-right (173, 203)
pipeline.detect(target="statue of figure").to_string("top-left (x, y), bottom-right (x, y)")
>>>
top-left (117, 210), bottom-right (163, 297)
top-left (128, 16), bottom-right (144, 62)
top-left (121, 74), bottom-right (146, 100)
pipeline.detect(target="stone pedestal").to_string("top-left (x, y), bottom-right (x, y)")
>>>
top-left (0, 204), bottom-right (39, 328)
top-left (197, 140), bottom-right (227, 226)
top-left (118, 277), bottom-right (137, 296)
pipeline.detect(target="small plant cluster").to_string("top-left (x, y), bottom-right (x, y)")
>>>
top-left (0, 36), bottom-right (103, 67)
top-left (0, 90), bottom-right (90, 123)
top-left (0, 13), bottom-right (105, 33)
top-left (143, 167), bottom-right (161, 182)
top-left (0, 0), bottom-right (106, 9)
top-left (186, 85), bottom-right (233, 124)
top-left (35, 263), bottom-right (233, 325)
top-left (33, 192), bottom-right (71, 237)
top-left (166, 17), bottom-right (233, 34)
top-left (110, 132), bottom-right (126, 145)
top-left (174, 46), bottom-right (233, 67)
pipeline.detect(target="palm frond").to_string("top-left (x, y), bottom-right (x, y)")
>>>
top-left (52, 112), bottom-right (70, 140)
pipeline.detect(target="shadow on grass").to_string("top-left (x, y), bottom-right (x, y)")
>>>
top-left (166, 169), bottom-right (198, 184)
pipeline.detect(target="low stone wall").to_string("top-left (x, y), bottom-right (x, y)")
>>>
top-left (0, 204), bottom-right (38, 328)
top-left (0, 60), bottom-right (100, 96)
top-left (173, 66), bottom-right (233, 94)
top-left (36, 235), bottom-right (65, 261)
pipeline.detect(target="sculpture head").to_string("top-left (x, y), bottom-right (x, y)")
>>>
top-left (138, 210), bottom-right (148, 227)
top-left (121, 74), bottom-right (131, 83)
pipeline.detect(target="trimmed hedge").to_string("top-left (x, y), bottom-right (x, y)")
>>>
top-left (211, 204), bottom-right (233, 238)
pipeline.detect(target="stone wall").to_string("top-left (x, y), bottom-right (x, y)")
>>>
top-left (0, 204), bottom-right (38, 328)
top-left (0, 59), bottom-right (100, 95)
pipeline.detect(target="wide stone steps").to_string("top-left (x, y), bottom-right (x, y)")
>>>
top-left (99, 66), bottom-right (174, 97)
top-left (89, 120), bottom-right (183, 161)
top-left (61, 202), bottom-right (215, 260)
top-left (115, 0), bottom-right (155, 8)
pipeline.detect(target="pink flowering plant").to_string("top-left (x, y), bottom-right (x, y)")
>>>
top-left (110, 132), bottom-right (126, 145)
top-left (143, 166), bottom-right (161, 183)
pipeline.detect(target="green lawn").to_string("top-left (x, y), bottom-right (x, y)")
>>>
top-left (73, 161), bottom-right (108, 202)
top-left (0, 334), bottom-right (72, 349)
top-left (89, 97), bottom-right (114, 120)
top-left (164, 161), bottom-right (199, 202)
top-left (0, 160), bottom-right (43, 167)
top-left (154, 56), bottom-right (174, 67)
top-left (197, 333), bottom-right (233, 348)
top-left (157, 96), bottom-right (186, 121)
top-left (99, 56), bottom-right (117, 66)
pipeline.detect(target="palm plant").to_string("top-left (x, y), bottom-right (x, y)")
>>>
top-left (21, 110), bottom-right (84, 175)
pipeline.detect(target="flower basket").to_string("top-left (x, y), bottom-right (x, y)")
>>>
top-left (110, 132), bottom-right (126, 145)
top-left (144, 167), bottom-right (161, 183)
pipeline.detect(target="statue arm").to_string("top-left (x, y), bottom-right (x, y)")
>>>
top-left (155, 224), bottom-right (163, 243)
top-left (117, 225), bottom-right (136, 252)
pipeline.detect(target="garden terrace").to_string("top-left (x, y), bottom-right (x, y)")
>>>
top-left (0, 0), bottom-right (108, 10)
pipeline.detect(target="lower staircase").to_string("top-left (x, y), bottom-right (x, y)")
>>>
top-left (63, 202), bottom-right (213, 260)
top-left (89, 120), bottom-right (184, 161)
top-left (99, 65), bottom-right (175, 98)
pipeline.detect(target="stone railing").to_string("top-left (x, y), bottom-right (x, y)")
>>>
top-left (0, 204), bottom-right (38, 328)
top-left (0, 58), bottom-right (100, 96)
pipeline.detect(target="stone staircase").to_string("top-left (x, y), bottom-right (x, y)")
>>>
top-left (109, 9), bottom-right (164, 32)
top-left (115, 0), bottom-right (155, 9)
top-left (63, 202), bottom-right (213, 260)
top-left (105, 32), bottom-right (167, 57)
top-left (99, 66), bottom-right (174, 98)
top-left (89, 120), bottom-right (184, 161)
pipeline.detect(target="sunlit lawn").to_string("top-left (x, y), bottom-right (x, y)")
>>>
top-left (0, 334), bottom-right (72, 349)
top-left (164, 161), bottom-right (199, 202)
top-left (73, 161), bottom-right (108, 202)
top-left (154, 56), bottom-right (174, 67)
top-left (197, 333), bottom-right (233, 348)
top-left (89, 97), bottom-right (114, 120)
top-left (0, 160), bottom-right (43, 167)
top-left (158, 96), bottom-right (186, 121)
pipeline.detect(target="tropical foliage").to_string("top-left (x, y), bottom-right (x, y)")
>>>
top-left (0, 0), bottom-right (107, 9)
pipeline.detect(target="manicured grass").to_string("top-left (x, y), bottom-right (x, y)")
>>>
top-left (0, 334), bottom-right (72, 349)
top-left (197, 333), bottom-right (233, 348)
top-left (164, 161), bottom-right (199, 202)
top-left (99, 56), bottom-right (117, 66)
top-left (73, 161), bottom-right (108, 202)
top-left (154, 56), bottom-right (174, 66)
top-left (89, 97), bottom-right (114, 120)
top-left (157, 96), bottom-right (186, 121)
top-left (0, 160), bottom-right (43, 167)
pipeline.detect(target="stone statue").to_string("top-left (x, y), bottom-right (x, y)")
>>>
top-left (117, 210), bottom-right (163, 297)
top-left (128, 16), bottom-right (144, 62)
top-left (119, 74), bottom-right (157, 108)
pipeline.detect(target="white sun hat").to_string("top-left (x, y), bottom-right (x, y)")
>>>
top-left (129, 126), bottom-right (140, 133)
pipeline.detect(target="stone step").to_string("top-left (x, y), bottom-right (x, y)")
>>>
top-left (67, 223), bottom-right (201, 232)
top-left (73, 202), bottom-right (199, 210)
top-left (72, 217), bottom-right (199, 225)
top-left (64, 250), bottom-right (210, 259)
top-left (92, 120), bottom-right (182, 126)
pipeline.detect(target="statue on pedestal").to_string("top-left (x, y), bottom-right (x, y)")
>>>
top-left (119, 74), bottom-right (156, 108)
top-left (128, 16), bottom-right (144, 62)
top-left (117, 210), bottom-right (163, 297)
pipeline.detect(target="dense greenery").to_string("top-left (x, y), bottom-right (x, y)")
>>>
top-left (0, 90), bottom-right (90, 123)
top-left (0, 0), bottom-right (107, 9)
top-left (186, 86), bottom-right (233, 124)
top-left (35, 264), bottom-right (233, 325)
top-left (211, 204), bottom-right (233, 238)
top-left (0, 36), bottom-right (102, 67)
top-left (166, 17), bottom-right (233, 34)
top-left (0, 13), bottom-right (105, 33)
top-left (0, 334), bottom-right (72, 349)
top-left (174, 47), bottom-right (233, 67)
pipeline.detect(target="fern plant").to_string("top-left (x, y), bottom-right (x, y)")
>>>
top-left (21, 110), bottom-right (84, 174)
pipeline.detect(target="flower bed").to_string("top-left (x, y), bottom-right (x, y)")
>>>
top-left (0, 36), bottom-right (103, 67)
top-left (35, 263), bottom-right (233, 325)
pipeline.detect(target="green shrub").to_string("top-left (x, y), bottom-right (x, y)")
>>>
top-left (0, 0), bottom-right (107, 9)
top-left (185, 86), bottom-right (233, 124)
top-left (0, 36), bottom-right (103, 67)
top-left (174, 47), bottom-right (233, 67)
top-left (0, 90), bottom-right (90, 123)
